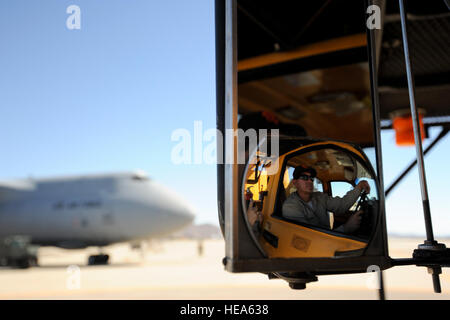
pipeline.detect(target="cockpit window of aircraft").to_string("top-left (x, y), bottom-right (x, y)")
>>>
top-left (242, 142), bottom-right (379, 259)
top-left (132, 174), bottom-right (150, 181)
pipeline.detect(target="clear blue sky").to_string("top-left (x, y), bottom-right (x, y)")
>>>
top-left (0, 1), bottom-right (448, 237)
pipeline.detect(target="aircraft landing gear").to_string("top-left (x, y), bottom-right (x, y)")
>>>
top-left (87, 254), bottom-right (109, 266)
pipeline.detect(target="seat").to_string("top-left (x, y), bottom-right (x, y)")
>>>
top-left (284, 180), bottom-right (297, 197)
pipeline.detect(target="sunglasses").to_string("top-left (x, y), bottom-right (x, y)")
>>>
top-left (298, 175), bottom-right (315, 181)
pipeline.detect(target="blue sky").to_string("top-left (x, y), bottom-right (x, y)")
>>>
top-left (381, 127), bottom-right (450, 237)
top-left (0, 1), bottom-right (448, 237)
top-left (0, 0), bottom-right (218, 228)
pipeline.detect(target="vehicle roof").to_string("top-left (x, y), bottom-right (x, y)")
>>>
top-left (237, 0), bottom-right (450, 122)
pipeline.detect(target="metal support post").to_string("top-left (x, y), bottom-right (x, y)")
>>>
top-left (398, 0), bottom-right (447, 293)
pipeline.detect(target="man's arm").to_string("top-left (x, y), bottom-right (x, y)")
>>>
top-left (326, 180), bottom-right (371, 215)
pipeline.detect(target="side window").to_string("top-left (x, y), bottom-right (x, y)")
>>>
top-left (314, 178), bottom-right (324, 193)
top-left (330, 181), bottom-right (357, 211)
top-left (330, 181), bottom-right (353, 198)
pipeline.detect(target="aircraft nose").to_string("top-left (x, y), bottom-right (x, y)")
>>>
top-left (171, 203), bottom-right (195, 227)
top-left (147, 182), bottom-right (196, 231)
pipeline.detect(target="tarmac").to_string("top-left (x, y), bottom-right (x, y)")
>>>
top-left (1, 237), bottom-right (450, 300)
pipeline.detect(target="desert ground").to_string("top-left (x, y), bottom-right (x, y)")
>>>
top-left (1, 237), bottom-right (450, 300)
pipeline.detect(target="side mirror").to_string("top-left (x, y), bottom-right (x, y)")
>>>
top-left (242, 139), bottom-right (379, 260)
top-left (222, 137), bottom-right (391, 288)
top-left (215, 0), bottom-right (392, 288)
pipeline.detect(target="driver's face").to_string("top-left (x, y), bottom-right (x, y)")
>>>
top-left (295, 173), bottom-right (314, 194)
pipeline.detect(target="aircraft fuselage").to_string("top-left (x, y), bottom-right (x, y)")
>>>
top-left (0, 172), bottom-right (195, 249)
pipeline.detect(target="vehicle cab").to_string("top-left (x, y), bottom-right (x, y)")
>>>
top-left (243, 138), bottom-right (380, 259)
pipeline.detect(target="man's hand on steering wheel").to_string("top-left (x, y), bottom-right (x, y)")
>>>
top-left (356, 180), bottom-right (370, 194)
top-left (355, 188), bottom-right (369, 213)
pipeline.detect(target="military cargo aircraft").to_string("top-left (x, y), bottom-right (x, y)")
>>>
top-left (0, 170), bottom-right (195, 267)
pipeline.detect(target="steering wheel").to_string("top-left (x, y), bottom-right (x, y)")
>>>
top-left (355, 191), bottom-right (368, 212)
top-left (353, 191), bottom-right (373, 237)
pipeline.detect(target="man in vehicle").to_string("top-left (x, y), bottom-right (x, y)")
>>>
top-left (282, 165), bottom-right (370, 234)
